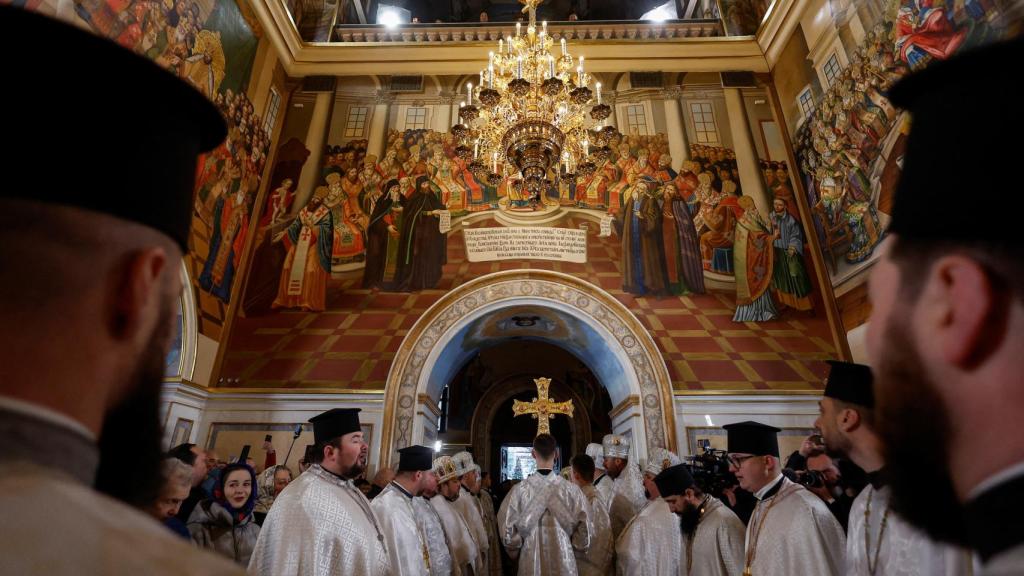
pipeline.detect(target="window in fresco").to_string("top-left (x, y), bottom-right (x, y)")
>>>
top-left (823, 53), bottom-right (842, 87)
top-left (689, 102), bottom-right (719, 144)
top-left (165, 299), bottom-right (184, 378)
top-left (625, 104), bottom-right (648, 135)
top-left (405, 107), bottom-right (427, 130)
top-left (263, 87), bottom-right (282, 134)
top-left (798, 87), bottom-right (815, 118)
top-left (344, 106), bottom-right (369, 137)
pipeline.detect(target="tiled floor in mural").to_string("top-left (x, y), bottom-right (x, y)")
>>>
top-left (221, 217), bottom-right (837, 391)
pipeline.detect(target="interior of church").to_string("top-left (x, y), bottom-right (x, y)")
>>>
top-left (23, 0), bottom-right (1017, 478)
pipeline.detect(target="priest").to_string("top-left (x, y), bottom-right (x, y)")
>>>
top-left (371, 445), bottom-right (435, 575)
top-left (603, 434), bottom-right (647, 538)
top-left (414, 467), bottom-right (458, 576)
top-left (430, 456), bottom-right (480, 575)
top-left (0, 7), bottom-right (241, 575)
top-left (615, 448), bottom-right (684, 575)
top-left (586, 443), bottom-right (614, 509)
top-left (724, 421), bottom-right (845, 576)
top-left (248, 408), bottom-right (389, 575)
top-left (655, 464), bottom-right (745, 576)
top-left (814, 361), bottom-right (969, 575)
top-left (497, 433), bottom-right (592, 575)
top-left (452, 452), bottom-right (490, 573)
top-left (570, 454), bottom-right (613, 576)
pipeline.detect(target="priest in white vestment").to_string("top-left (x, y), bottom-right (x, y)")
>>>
top-left (498, 433), bottom-right (592, 575)
top-left (430, 455), bottom-right (480, 575)
top-left (725, 421), bottom-right (846, 576)
top-left (414, 470), bottom-right (459, 576)
top-left (655, 464), bottom-right (745, 576)
top-left (813, 361), bottom-right (971, 576)
top-left (570, 453), bottom-right (614, 576)
top-left (475, 476), bottom-right (504, 576)
top-left (371, 445), bottom-right (436, 575)
top-left (452, 452), bottom-right (490, 573)
top-left (0, 11), bottom-right (240, 574)
top-left (587, 443), bottom-right (614, 510)
top-left (615, 448), bottom-right (684, 575)
top-left (603, 434), bottom-right (648, 539)
top-left (248, 409), bottom-right (390, 576)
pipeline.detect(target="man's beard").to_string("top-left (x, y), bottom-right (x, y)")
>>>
top-left (679, 500), bottom-right (702, 536)
top-left (344, 454), bottom-right (366, 480)
top-left (876, 318), bottom-right (968, 545)
top-left (94, 304), bottom-right (173, 509)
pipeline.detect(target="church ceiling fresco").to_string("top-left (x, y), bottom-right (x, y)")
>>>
top-left (69, 0), bottom-right (272, 339)
top-left (794, 0), bottom-right (1013, 289)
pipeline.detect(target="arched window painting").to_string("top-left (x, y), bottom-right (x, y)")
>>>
top-left (165, 299), bottom-right (184, 378)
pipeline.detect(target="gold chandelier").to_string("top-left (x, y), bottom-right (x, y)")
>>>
top-left (451, 0), bottom-right (619, 195)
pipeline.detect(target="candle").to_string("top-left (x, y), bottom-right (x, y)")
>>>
top-left (498, 39), bottom-right (503, 54)
top-left (560, 38), bottom-right (566, 56)
top-left (488, 64), bottom-right (494, 88)
top-left (548, 55), bottom-right (555, 79)
top-left (467, 82), bottom-right (473, 104)
top-left (579, 55), bottom-right (585, 77)
top-left (506, 36), bottom-right (512, 54)
top-left (596, 82), bottom-right (602, 104)
top-left (517, 56), bottom-right (522, 79)
top-left (542, 20), bottom-right (547, 34)
top-left (576, 66), bottom-right (583, 85)
top-left (479, 70), bottom-right (484, 88)
top-left (489, 51), bottom-right (494, 67)
top-left (516, 22), bottom-right (521, 37)
top-left (460, 101), bottom-right (465, 108)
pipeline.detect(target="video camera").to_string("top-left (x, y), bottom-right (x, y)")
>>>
top-left (682, 443), bottom-right (738, 498)
top-left (784, 468), bottom-right (826, 489)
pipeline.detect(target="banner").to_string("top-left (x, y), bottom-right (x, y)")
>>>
top-left (463, 227), bottom-right (587, 263)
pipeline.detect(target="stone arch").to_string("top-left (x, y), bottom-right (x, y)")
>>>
top-left (380, 270), bottom-right (676, 467)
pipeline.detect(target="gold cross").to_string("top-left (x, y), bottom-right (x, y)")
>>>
top-left (512, 377), bottom-right (574, 436)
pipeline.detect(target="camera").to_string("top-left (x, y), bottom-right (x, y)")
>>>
top-left (787, 469), bottom-right (825, 489)
top-left (682, 446), bottom-right (738, 498)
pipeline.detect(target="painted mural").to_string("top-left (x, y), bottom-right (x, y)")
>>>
top-left (795, 0), bottom-right (1009, 285)
top-left (71, 0), bottom-right (271, 325)
top-left (248, 126), bottom-right (820, 324)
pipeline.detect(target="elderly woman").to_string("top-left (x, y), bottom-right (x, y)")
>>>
top-left (187, 462), bottom-right (261, 566)
top-left (253, 464), bottom-right (293, 525)
top-left (146, 457), bottom-right (194, 539)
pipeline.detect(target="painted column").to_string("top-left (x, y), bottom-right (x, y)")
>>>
top-left (724, 87), bottom-right (771, 217)
top-left (295, 90), bottom-right (333, 209)
top-left (662, 88), bottom-right (690, 170)
top-left (367, 90), bottom-right (392, 159)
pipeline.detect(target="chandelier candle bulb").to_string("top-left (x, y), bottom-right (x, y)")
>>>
top-left (516, 22), bottom-right (521, 36)
top-left (517, 56), bottom-right (523, 79)
top-left (549, 55), bottom-right (555, 78)
top-left (488, 64), bottom-right (494, 88)
top-left (489, 51), bottom-right (494, 67)
top-left (560, 38), bottom-right (566, 56)
top-left (498, 39), bottom-right (503, 54)
top-left (577, 66), bottom-right (583, 85)
top-left (596, 82), bottom-right (602, 104)
top-left (542, 20), bottom-right (547, 34)
top-left (467, 82), bottom-right (473, 104)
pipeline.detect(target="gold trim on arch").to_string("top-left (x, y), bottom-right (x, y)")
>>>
top-left (609, 395), bottom-right (641, 421)
top-left (379, 269), bottom-right (678, 469)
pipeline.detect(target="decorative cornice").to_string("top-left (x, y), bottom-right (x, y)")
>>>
top-left (609, 395), bottom-right (641, 420)
top-left (332, 20), bottom-right (724, 44)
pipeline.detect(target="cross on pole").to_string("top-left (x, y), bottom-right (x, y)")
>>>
top-left (512, 377), bottom-right (575, 436)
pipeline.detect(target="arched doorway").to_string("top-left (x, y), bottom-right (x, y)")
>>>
top-left (380, 269), bottom-right (677, 467)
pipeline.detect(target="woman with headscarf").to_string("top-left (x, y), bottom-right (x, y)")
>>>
top-left (187, 462), bottom-right (261, 566)
top-left (253, 465), bottom-right (293, 526)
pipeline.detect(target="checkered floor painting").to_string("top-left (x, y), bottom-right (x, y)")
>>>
top-left (221, 217), bottom-right (837, 391)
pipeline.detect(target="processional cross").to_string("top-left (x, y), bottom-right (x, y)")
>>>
top-left (512, 377), bottom-right (574, 436)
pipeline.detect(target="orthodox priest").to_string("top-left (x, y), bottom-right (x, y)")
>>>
top-left (603, 434), bottom-right (647, 538)
top-left (498, 433), bottom-right (592, 575)
top-left (248, 408), bottom-right (389, 575)
top-left (655, 464), bottom-right (745, 576)
top-left (814, 361), bottom-right (969, 575)
top-left (587, 443), bottom-right (614, 509)
top-left (371, 445), bottom-right (435, 575)
top-left (615, 448), bottom-right (684, 575)
top-left (0, 8), bottom-right (239, 575)
top-left (724, 421), bottom-right (845, 576)
top-left (430, 456), bottom-right (480, 575)
top-left (452, 452), bottom-right (490, 573)
top-left (414, 468), bottom-right (457, 576)
top-left (571, 454), bottom-right (613, 576)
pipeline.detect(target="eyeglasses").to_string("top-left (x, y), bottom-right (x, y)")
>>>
top-left (727, 454), bottom-right (758, 468)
